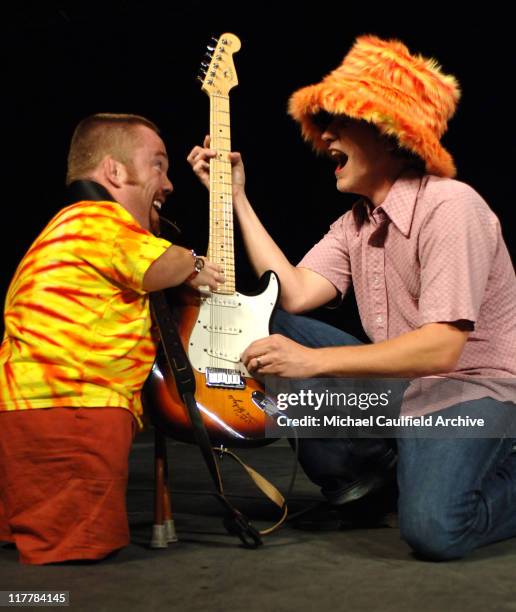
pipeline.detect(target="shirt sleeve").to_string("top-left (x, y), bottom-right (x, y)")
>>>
top-left (417, 190), bottom-right (499, 328)
top-left (297, 212), bottom-right (352, 297)
top-left (110, 219), bottom-right (172, 294)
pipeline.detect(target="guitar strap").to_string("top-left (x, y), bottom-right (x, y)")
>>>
top-left (149, 291), bottom-right (287, 548)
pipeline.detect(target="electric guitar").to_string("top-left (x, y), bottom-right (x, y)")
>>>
top-left (144, 33), bottom-right (280, 447)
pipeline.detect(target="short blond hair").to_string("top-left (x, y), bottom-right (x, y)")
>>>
top-left (66, 113), bottom-right (160, 185)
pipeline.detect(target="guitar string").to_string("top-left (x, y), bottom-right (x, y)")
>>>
top-left (212, 94), bottom-right (236, 376)
top-left (221, 94), bottom-right (232, 373)
top-left (216, 95), bottom-right (222, 370)
top-left (215, 96), bottom-right (223, 370)
top-left (210, 96), bottom-right (215, 371)
top-left (225, 96), bottom-right (235, 374)
top-left (222, 94), bottom-right (229, 372)
top-left (209, 95), bottom-right (212, 371)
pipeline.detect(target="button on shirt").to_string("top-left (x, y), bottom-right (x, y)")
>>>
top-left (298, 172), bottom-right (516, 410)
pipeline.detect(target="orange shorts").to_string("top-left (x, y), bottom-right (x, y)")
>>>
top-left (0, 407), bottom-right (135, 564)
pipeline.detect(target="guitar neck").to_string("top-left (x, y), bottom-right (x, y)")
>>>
top-left (207, 93), bottom-right (235, 295)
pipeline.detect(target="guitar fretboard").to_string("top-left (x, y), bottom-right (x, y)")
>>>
top-left (207, 93), bottom-right (235, 294)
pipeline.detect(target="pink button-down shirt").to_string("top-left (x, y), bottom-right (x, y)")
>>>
top-left (298, 172), bottom-right (516, 411)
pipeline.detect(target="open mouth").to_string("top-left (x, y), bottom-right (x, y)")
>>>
top-left (328, 149), bottom-right (349, 173)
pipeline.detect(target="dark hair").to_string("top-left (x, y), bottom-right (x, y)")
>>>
top-left (382, 132), bottom-right (426, 173)
top-left (309, 111), bottom-right (426, 172)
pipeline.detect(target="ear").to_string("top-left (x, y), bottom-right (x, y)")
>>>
top-left (102, 156), bottom-right (128, 189)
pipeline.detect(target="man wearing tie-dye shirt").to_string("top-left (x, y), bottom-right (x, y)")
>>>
top-left (0, 113), bottom-right (224, 564)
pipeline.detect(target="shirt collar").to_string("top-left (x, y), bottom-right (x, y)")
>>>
top-left (372, 171), bottom-right (423, 238)
top-left (65, 180), bottom-right (116, 205)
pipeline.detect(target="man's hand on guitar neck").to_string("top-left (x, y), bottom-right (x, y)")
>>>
top-left (187, 135), bottom-right (246, 200)
top-left (187, 138), bottom-right (339, 314)
top-left (185, 256), bottom-right (226, 291)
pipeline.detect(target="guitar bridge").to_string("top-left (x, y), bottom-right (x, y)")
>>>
top-left (205, 368), bottom-right (245, 389)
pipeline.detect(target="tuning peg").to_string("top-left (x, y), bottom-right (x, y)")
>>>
top-left (207, 45), bottom-right (215, 52)
top-left (196, 75), bottom-right (205, 83)
top-left (200, 61), bottom-right (209, 70)
top-left (210, 35), bottom-right (219, 44)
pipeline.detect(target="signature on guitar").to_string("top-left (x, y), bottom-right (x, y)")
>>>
top-left (229, 395), bottom-right (257, 425)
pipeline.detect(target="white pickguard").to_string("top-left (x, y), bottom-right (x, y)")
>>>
top-left (188, 273), bottom-right (279, 377)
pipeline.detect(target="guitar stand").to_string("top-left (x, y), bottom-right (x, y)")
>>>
top-left (150, 429), bottom-right (178, 548)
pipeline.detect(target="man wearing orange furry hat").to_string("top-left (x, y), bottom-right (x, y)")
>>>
top-left (189, 35), bottom-right (516, 560)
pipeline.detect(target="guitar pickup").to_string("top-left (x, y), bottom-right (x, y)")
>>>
top-left (205, 368), bottom-right (246, 389)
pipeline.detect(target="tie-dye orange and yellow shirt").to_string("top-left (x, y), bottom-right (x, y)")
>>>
top-left (0, 200), bottom-right (171, 422)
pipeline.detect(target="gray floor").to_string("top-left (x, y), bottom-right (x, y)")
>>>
top-left (1, 430), bottom-right (516, 612)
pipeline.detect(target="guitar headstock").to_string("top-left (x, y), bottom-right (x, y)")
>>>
top-left (197, 33), bottom-right (241, 96)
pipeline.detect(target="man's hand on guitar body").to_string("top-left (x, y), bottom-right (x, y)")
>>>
top-left (242, 334), bottom-right (320, 378)
top-left (143, 246), bottom-right (224, 292)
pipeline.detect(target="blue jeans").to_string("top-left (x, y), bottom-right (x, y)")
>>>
top-left (271, 309), bottom-right (516, 560)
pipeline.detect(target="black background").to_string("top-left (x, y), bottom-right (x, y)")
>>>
top-left (3, 1), bottom-right (514, 341)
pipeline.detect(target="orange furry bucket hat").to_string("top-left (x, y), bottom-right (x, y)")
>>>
top-left (288, 35), bottom-right (461, 178)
